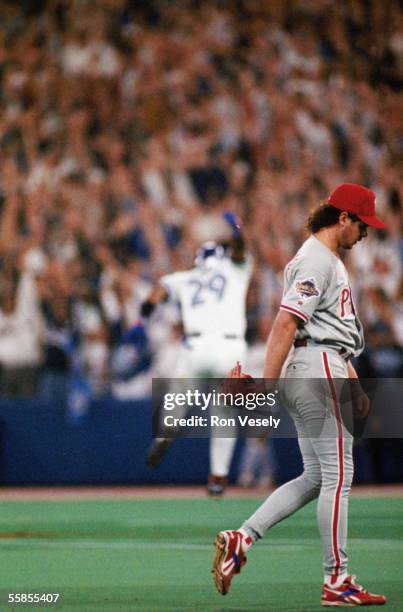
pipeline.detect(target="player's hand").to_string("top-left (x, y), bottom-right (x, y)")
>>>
top-left (227, 361), bottom-right (252, 379)
top-left (223, 362), bottom-right (249, 394)
top-left (350, 379), bottom-right (370, 420)
top-left (352, 390), bottom-right (370, 420)
top-left (228, 361), bottom-right (240, 378)
top-left (222, 362), bottom-right (257, 397)
top-left (223, 211), bottom-right (242, 237)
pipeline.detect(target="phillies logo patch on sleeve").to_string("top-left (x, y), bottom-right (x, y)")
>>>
top-left (295, 277), bottom-right (320, 300)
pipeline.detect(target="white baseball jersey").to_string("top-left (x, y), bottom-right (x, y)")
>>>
top-left (280, 235), bottom-right (364, 357)
top-left (160, 255), bottom-right (253, 338)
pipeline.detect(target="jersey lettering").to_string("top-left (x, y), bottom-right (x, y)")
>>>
top-left (208, 273), bottom-right (226, 300)
top-left (188, 273), bottom-right (227, 306)
top-left (340, 288), bottom-right (354, 319)
top-left (188, 280), bottom-right (203, 306)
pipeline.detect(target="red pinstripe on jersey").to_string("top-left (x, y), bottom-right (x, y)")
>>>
top-left (322, 352), bottom-right (344, 584)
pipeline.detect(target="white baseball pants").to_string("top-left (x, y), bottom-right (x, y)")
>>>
top-left (243, 346), bottom-right (353, 583)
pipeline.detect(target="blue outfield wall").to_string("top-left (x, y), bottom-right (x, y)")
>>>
top-left (0, 396), bottom-right (303, 486)
top-left (0, 397), bottom-right (401, 486)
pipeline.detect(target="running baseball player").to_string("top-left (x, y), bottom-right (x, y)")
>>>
top-left (143, 211), bottom-right (253, 495)
top-left (212, 184), bottom-right (387, 606)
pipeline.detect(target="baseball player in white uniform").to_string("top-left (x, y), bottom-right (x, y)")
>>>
top-left (143, 212), bottom-right (253, 495)
top-left (212, 184), bottom-right (387, 606)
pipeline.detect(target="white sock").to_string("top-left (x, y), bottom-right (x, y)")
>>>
top-left (238, 528), bottom-right (253, 549)
top-left (210, 437), bottom-right (237, 476)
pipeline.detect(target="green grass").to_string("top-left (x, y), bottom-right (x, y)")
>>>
top-left (0, 496), bottom-right (401, 611)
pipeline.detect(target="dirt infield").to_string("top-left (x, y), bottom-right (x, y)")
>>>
top-left (0, 483), bottom-right (402, 501)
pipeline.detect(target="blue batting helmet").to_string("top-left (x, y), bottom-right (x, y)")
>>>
top-left (194, 241), bottom-right (225, 267)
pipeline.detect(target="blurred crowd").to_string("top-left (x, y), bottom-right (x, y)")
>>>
top-left (0, 0), bottom-right (402, 403)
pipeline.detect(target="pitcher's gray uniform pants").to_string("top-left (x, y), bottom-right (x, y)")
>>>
top-left (243, 346), bottom-right (353, 583)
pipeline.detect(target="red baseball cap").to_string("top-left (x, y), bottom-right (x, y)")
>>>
top-left (328, 183), bottom-right (386, 229)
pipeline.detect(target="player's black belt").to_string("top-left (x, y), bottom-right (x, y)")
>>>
top-left (293, 339), bottom-right (352, 361)
top-left (187, 333), bottom-right (243, 340)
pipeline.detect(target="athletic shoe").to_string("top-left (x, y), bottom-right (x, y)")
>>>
top-left (321, 575), bottom-right (387, 606)
top-left (212, 530), bottom-right (252, 595)
top-left (145, 438), bottom-right (172, 469)
top-left (207, 474), bottom-right (228, 497)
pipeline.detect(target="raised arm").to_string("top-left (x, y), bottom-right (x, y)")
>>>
top-left (223, 211), bottom-right (246, 264)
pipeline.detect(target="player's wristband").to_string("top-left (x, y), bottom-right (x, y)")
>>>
top-left (140, 300), bottom-right (155, 318)
top-left (223, 211), bottom-right (242, 237)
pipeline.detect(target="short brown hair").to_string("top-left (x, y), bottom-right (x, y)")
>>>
top-left (306, 203), bottom-right (342, 233)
